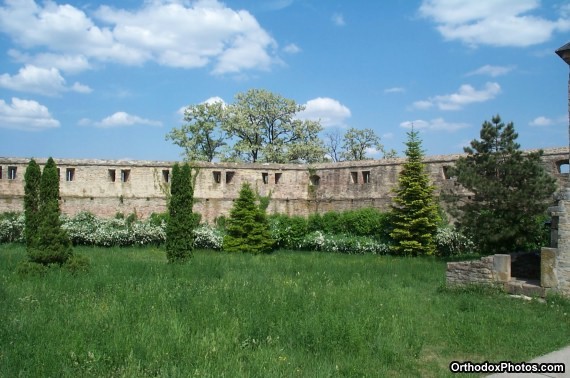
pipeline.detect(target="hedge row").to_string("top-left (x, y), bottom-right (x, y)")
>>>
top-left (0, 210), bottom-right (474, 256)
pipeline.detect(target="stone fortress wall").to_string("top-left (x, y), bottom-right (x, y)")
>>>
top-left (0, 147), bottom-right (568, 223)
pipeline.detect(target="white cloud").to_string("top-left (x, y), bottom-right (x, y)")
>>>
top-left (283, 43), bottom-right (301, 54)
top-left (384, 87), bottom-right (406, 94)
top-left (203, 96), bottom-right (226, 105)
top-left (412, 100), bottom-right (433, 110)
top-left (466, 64), bottom-right (515, 77)
top-left (8, 50), bottom-right (91, 74)
top-left (0, 97), bottom-right (60, 131)
top-left (0, 65), bottom-right (91, 96)
top-left (332, 13), bottom-right (345, 26)
top-left (297, 97), bottom-right (351, 128)
top-left (419, 0), bottom-right (570, 47)
top-left (529, 115), bottom-right (567, 127)
top-left (413, 82), bottom-right (501, 111)
top-left (400, 118), bottom-right (469, 132)
top-left (71, 82), bottom-right (92, 93)
top-left (82, 112), bottom-right (162, 128)
top-left (365, 147), bottom-right (382, 157)
top-left (0, 0), bottom-right (278, 75)
top-left (530, 116), bottom-right (553, 127)
top-left (177, 96), bottom-right (226, 116)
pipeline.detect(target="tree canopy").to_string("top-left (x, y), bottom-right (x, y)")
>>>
top-left (166, 101), bottom-right (226, 162)
top-left (325, 127), bottom-right (396, 162)
top-left (168, 89), bottom-right (326, 164)
top-left (448, 115), bottom-right (556, 254)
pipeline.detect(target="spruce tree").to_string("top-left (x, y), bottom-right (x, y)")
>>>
top-left (449, 115), bottom-right (556, 254)
top-left (223, 182), bottom-right (274, 254)
top-left (29, 157), bottom-right (73, 265)
top-left (166, 162), bottom-right (195, 262)
top-left (390, 130), bottom-right (440, 256)
top-left (24, 159), bottom-right (41, 249)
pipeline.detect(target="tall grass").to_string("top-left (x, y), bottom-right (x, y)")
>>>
top-left (1, 244), bottom-right (569, 377)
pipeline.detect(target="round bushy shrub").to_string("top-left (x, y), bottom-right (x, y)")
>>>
top-left (435, 226), bottom-right (475, 257)
top-left (193, 225), bottom-right (223, 250)
top-left (269, 214), bottom-right (308, 249)
top-left (224, 183), bottom-right (274, 254)
top-left (0, 213), bottom-right (25, 243)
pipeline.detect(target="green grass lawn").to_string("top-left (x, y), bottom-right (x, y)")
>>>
top-left (1, 244), bottom-right (569, 377)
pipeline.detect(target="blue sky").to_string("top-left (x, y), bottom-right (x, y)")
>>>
top-left (0, 0), bottom-right (569, 161)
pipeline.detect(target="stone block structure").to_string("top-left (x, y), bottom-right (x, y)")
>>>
top-left (1, 147), bottom-right (568, 223)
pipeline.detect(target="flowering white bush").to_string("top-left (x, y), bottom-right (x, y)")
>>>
top-left (193, 224), bottom-right (224, 250)
top-left (300, 231), bottom-right (390, 255)
top-left (435, 226), bottom-right (475, 257)
top-left (62, 212), bottom-right (167, 247)
top-left (0, 213), bottom-right (25, 243)
top-left (1, 211), bottom-right (393, 255)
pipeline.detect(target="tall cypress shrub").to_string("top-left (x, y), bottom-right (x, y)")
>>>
top-left (166, 162), bottom-right (195, 262)
top-left (390, 130), bottom-right (440, 256)
top-left (223, 182), bottom-right (274, 254)
top-left (29, 157), bottom-right (73, 265)
top-left (24, 159), bottom-right (41, 249)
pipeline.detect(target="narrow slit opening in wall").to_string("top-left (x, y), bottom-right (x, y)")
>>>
top-left (109, 169), bottom-right (116, 182)
top-left (213, 171), bottom-right (221, 184)
top-left (310, 175), bottom-right (320, 186)
top-left (262, 172), bottom-right (268, 184)
top-left (362, 171), bottom-right (371, 184)
top-left (557, 160), bottom-right (569, 174)
top-left (226, 171), bottom-right (234, 184)
top-left (0, 166), bottom-right (3, 179)
top-left (162, 169), bottom-right (170, 183)
top-left (350, 171), bottom-right (358, 184)
top-left (66, 168), bottom-right (75, 182)
top-left (121, 169), bottom-right (130, 183)
top-left (7, 166), bottom-right (16, 180)
top-left (442, 166), bottom-right (455, 180)
top-left (275, 172), bottom-right (282, 184)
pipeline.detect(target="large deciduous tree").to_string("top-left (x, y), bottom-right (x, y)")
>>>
top-left (223, 89), bottom-right (325, 163)
top-left (166, 162), bottom-right (195, 263)
top-left (324, 127), bottom-right (396, 162)
top-left (24, 158), bottom-right (41, 249)
top-left (341, 128), bottom-right (384, 161)
top-left (29, 157), bottom-right (73, 265)
top-left (390, 130), bottom-right (440, 256)
top-left (448, 115), bottom-right (556, 254)
top-left (166, 101), bottom-right (227, 162)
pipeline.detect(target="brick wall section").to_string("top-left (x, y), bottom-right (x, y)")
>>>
top-left (1, 147), bottom-right (567, 222)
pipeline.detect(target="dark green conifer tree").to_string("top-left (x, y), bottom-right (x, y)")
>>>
top-left (390, 130), bottom-right (440, 256)
top-left (29, 157), bottom-right (73, 265)
top-left (165, 162), bottom-right (195, 262)
top-left (223, 182), bottom-right (274, 254)
top-left (24, 159), bottom-right (41, 249)
top-left (449, 115), bottom-right (556, 254)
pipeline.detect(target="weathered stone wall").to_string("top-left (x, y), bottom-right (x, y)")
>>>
top-left (547, 190), bottom-right (570, 297)
top-left (446, 256), bottom-right (495, 285)
top-left (0, 147), bottom-right (568, 223)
